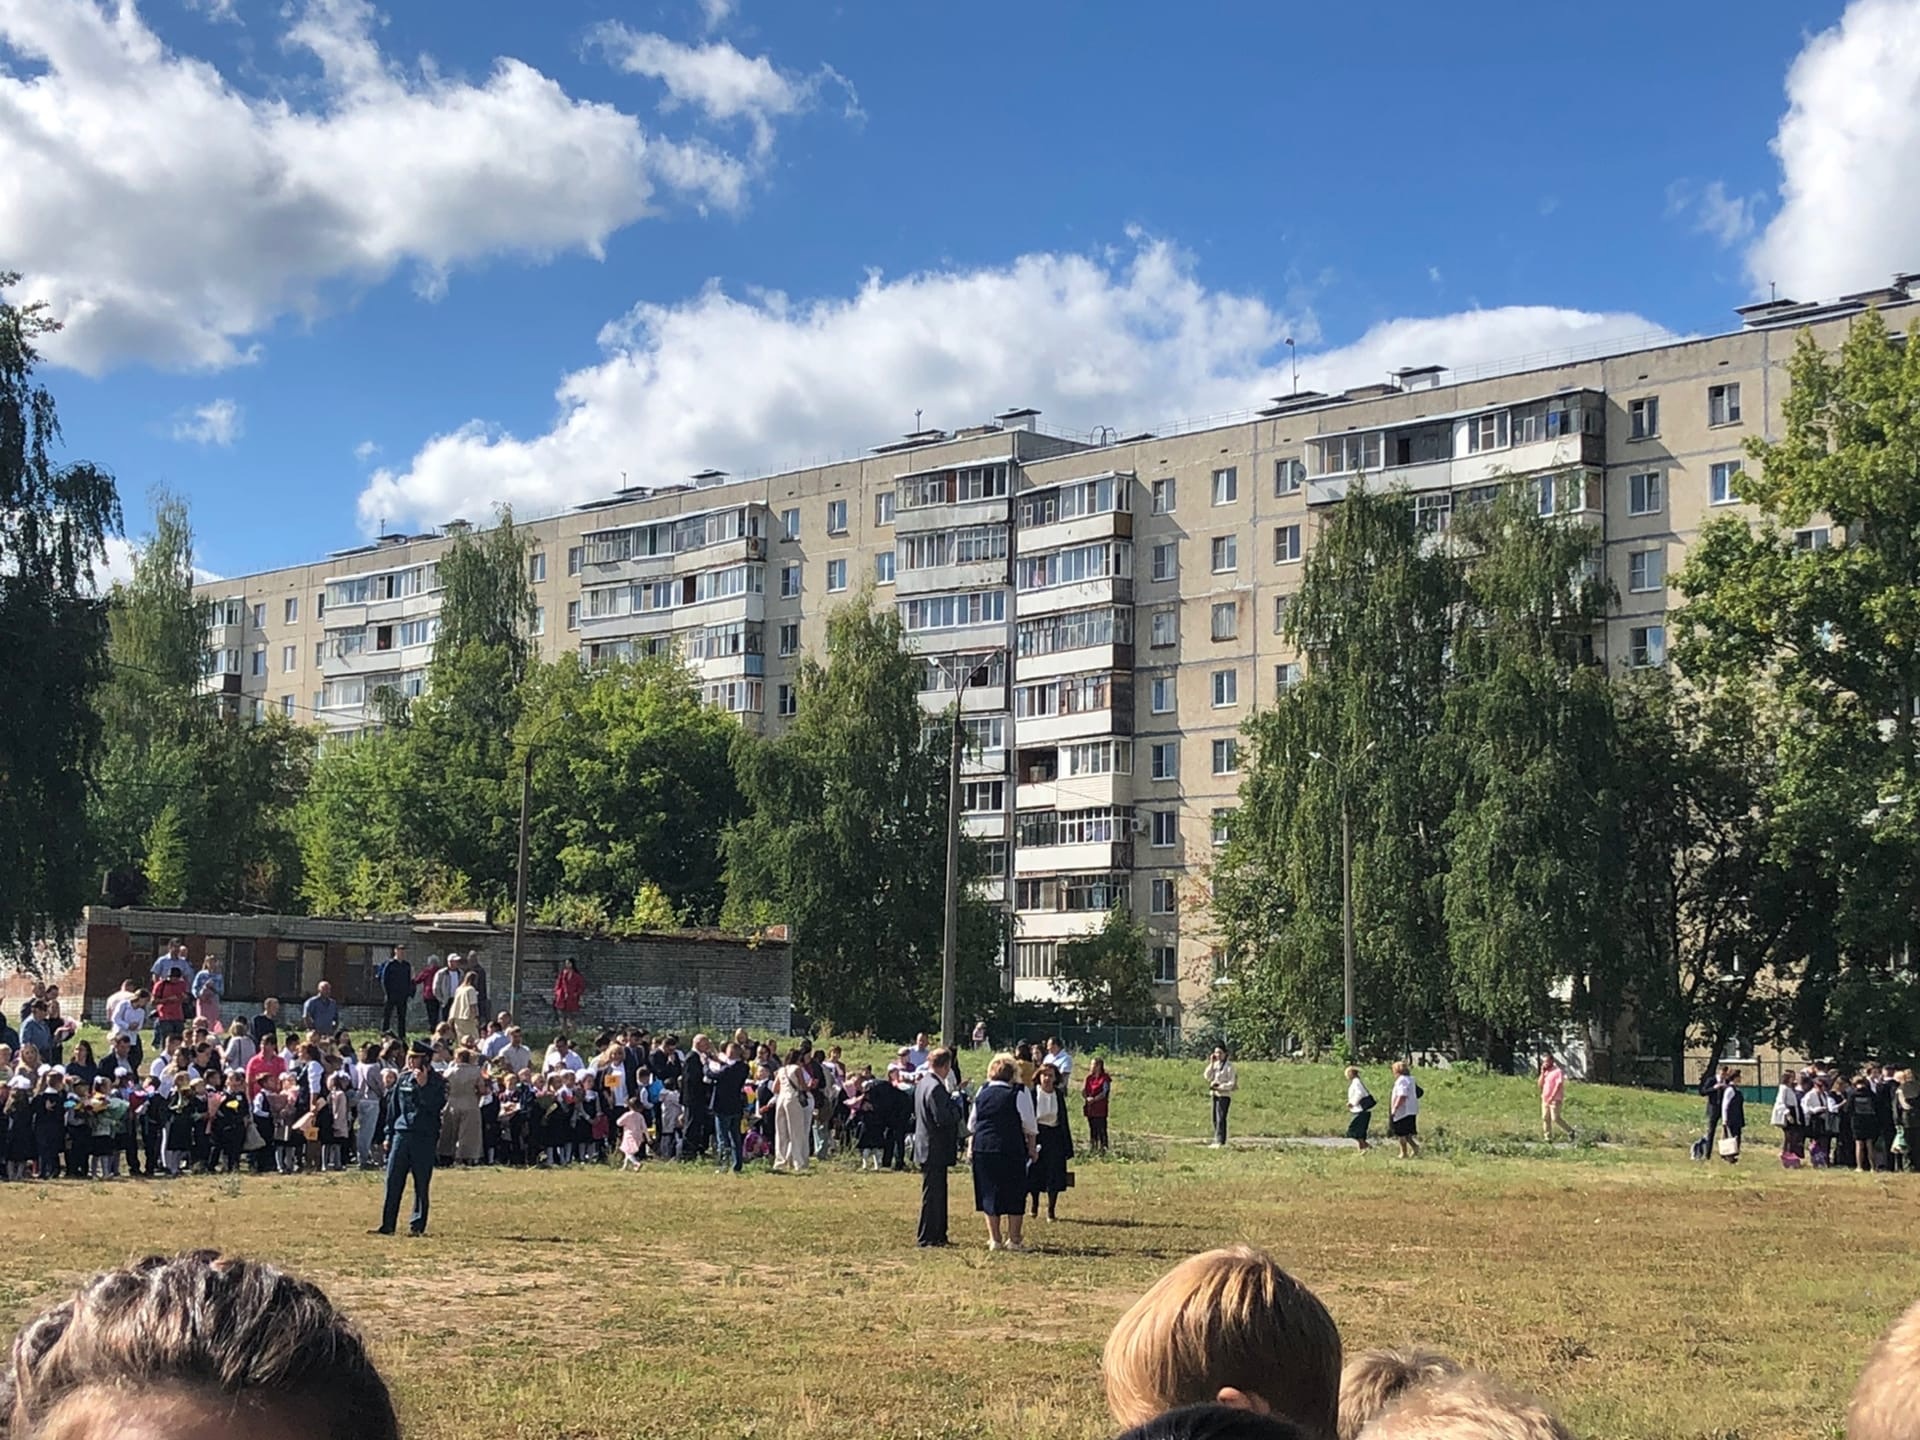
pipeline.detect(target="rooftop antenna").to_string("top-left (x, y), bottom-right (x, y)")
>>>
top-left (1285, 337), bottom-right (1298, 395)
top-left (621, 470), bottom-right (628, 487)
top-left (1769, 281), bottom-right (1777, 302)
top-left (378, 515), bottom-right (386, 537)
top-left (914, 408), bottom-right (923, 432)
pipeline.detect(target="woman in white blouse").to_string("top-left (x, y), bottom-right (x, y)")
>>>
top-left (1204, 1046), bottom-right (1237, 1148)
top-left (1027, 1063), bottom-right (1075, 1222)
top-left (1344, 1065), bottom-right (1374, 1152)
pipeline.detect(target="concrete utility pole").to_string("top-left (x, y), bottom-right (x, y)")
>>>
top-left (940, 658), bottom-right (994, 1047)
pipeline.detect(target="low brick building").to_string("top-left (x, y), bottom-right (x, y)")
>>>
top-left (75, 907), bottom-right (791, 1036)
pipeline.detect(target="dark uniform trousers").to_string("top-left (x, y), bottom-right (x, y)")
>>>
top-left (381, 1132), bottom-right (436, 1234)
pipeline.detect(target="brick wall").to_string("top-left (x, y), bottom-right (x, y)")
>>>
top-left (75, 908), bottom-right (790, 1037)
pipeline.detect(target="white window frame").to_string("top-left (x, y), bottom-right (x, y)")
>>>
top-left (1151, 945), bottom-right (1178, 985)
top-left (1709, 461), bottom-right (1742, 507)
top-left (1150, 877), bottom-right (1177, 915)
top-left (1628, 549), bottom-right (1663, 593)
top-left (826, 499), bottom-right (848, 535)
top-left (528, 553), bottom-right (547, 583)
top-left (1275, 458), bottom-right (1304, 496)
top-left (566, 601), bottom-right (580, 632)
top-left (1708, 383), bottom-right (1742, 427)
top-left (777, 684), bottom-right (798, 718)
top-left (1149, 675), bottom-right (1175, 714)
top-left (1211, 738), bottom-right (1239, 775)
top-left (1211, 534), bottom-right (1238, 573)
top-left (283, 597), bottom-right (298, 624)
top-left (1150, 609), bottom-right (1177, 649)
top-left (1151, 541), bottom-right (1177, 583)
top-left (1274, 524), bottom-right (1302, 564)
top-left (875, 551), bottom-right (895, 584)
top-left (1795, 526), bottom-right (1831, 551)
top-left (1628, 396), bottom-right (1659, 440)
top-left (1628, 471), bottom-right (1662, 517)
top-left (778, 622), bottom-right (799, 656)
top-left (781, 564), bottom-right (802, 598)
top-left (826, 559), bottom-right (848, 592)
top-left (1211, 467), bottom-right (1237, 506)
top-left (281, 645), bottom-right (297, 673)
top-left (1210, 601), bottom-right (1238, 642)
top-left (1150, 810), bottom-right (1177, 848)
top-left (1629, 625), bottom-right (1666, 668)
top-left (1211, 669), bottom-right (1237, 708)
top-left (1275, 661), bottom-right (1301, 696)
top-left (781, 508), bottom-right (800, 541)
top-left (1212, 808), bottom-right (1233, 846)
top-left (1150, 742), bottom-right (1178, 781)
top-left (1151, 478), bottom-right (1175, 515)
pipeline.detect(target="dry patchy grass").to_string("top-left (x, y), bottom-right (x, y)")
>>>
top-left (0, 1135), bottom-right (1912, 1440)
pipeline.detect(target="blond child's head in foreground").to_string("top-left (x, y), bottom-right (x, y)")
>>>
top-left (1850, 1295), bottom-right (1920, 1440)
top-left (1338, 1349), bottom-right (1464, 1440)
top-left (1103, 1245), bottom-right (1341, 1440)
top-left (1357, 1373), bottom-right (1573, 1440)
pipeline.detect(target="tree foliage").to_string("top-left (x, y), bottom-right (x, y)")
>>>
top-left (723, 594), bottom-right (998, 1036)
top-left (0, 282), bottom-right (119, 963)
top-left (1053, 906), bottom-right (1157, 1024)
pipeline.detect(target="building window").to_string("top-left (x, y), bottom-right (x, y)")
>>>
top-left (566, 601), bottom-right (580, 632)
top-left (314, 641), bottom-right (325, 666)
top-left (1150, 674), bottom-right (1174, 714)
top-left (1211, 669), bottom-right (1238, 707)
top-left (874, 551), bottom-right (895, 584)
top-left (781, 564), bottom-right (801, 598)
top-left (1629, 625), bottom-right (1666, 668)
top-left (567, 546), bottom-right (583, 576)
top-left (826, 499), bottom-right (848, 535)
top-left (781, 508), bottom-right (800, 541)
top-left (1466, 411), bottom-right (1510, 453)
top-left (1211, 946), bottom-right (1231, 983)
top-left (1275, 661), bottom-right (1302, 696)
top-left (1150, 877), bottom-right (1177, 914)
top-left (280, 695), bottom-right (294, 718)
top-left (1709, 461), bottom-right (1742, 506)
top-left (1212, 738), bottom-right (1239, 775)
top-left (1150, 608), bottom-right (1177, 648)
top-left (777, 684), bottom-right (797, 718)
top-left (1274, 524), bottom-right (1302, 564)
top-left (1212, 808), bottom-right (1234, 846)
top-left (1151, 945), bottom-right (1178, 985)
top-left (1150, 741), bottom-right (1178, 781)
top-left (1151, 478), bottom-right (1175, 514)
top-left (1795, 526), bottom-right (1831, 551)
top-left (1211, 535), bottom-right (1238, 573)
top-left (1210, 601), bottom-right (1238, 641)
top-left (1151, 541), bottom-right (1177, 583)
top-left (251, 698), bottom-right (265, 723)
top-left (248, 602), bottom-right (264, 629)
top-left (530, 606), bottom-right (545, 636)
top-left (961, 780), bottom-right (1006, 813)
top-left (1628, 471), bottom-right (1662, 516)
top-left (1150, 809), bottom-right (1177, 848)
top-left (1275, 458), bottom-right (1305, 496)
top-left (778, 622), bottom-right (799, 656)
top-left (826, 559), bottom-right (848, 592)
top-left (280, 645), bottom-right (296, 673)
top-left (1211, 467), bottom-right (1237, 505)
top-left (1708, 382), bottom-right (1742, 427)
top-left (1015, 940), bottom-right (1057, 978)
top-left (528, 553), bottom-right (547, 583)
top-left (1628, 550), bottom-right (1664, 593)
top-left (249, 645), bottom-right (266, 677)
top-left (875, 492), bottom-right (895, 526)
top-left (283, 597), bottom-right (298, 624)
top-left (1273, 595), bottom-right (1290, 634)
top-left (1628, 396), bottom-right (1659, 440)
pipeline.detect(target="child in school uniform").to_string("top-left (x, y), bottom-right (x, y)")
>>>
top-left (657, 1085), bottom-right (683, 1160)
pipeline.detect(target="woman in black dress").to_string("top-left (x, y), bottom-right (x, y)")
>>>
top-left (968, 1053), bottom-right (1038, 1252)
top-left (1028, 1063), bottom-right (1074, 1222)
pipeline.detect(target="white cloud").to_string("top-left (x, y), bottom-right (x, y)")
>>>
top-left (593, 24), bottom-right (859, 159)
top-left (170, 397), bottom-right (243, 447)
top-left (96, 535), bottom-right (223, 591)
top-left (0, 0), bottom-right (758, 373)
top-left (1746, 0), bottom-right (1920, 298)
top-left (1667, 179), bottom-right (1758, 248)
top-left (356, 238), bottom-right (1668, 533)
top-left (697, 0), bottom-right (735, 31)
top-left (353, 439), bottom-right (380, 462)
top-left (183, 0), bottom-right (239, 21)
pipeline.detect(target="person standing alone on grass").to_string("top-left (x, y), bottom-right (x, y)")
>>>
top-left (1388, 1060), bottom-right (1421, 1159)
top-left (1344, 1066), bottom-right (1373, 1152)
top-left (1717, 1069), bottom-right (1745, 1163)
top-left (1083, 1055), bottom-right (1113, 1154)
top-left (1538, 1054), bottom-right (1574, 1143)
top-left (914, 1047), bottom-right (960, 1247)
top-left (1205, 1046), bottom-right (1237, 1148)
top-left (372, 1039), bottom-right (446, 1237)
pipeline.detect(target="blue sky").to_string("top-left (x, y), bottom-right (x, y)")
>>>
top-left (6, 0), bottom-right (1915, 578)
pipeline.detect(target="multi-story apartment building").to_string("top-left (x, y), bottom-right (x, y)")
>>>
top-left (197, 281), bottom-right (1920, 1022)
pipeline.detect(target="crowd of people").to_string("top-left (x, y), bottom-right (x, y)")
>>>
top-left (1750, 1061), bottom-right (1918, 1170)
top-left (10, 1244), bottom-right (1920, 1440)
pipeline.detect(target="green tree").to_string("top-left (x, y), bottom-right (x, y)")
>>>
top-left (0, 279), bottom-right (120, 965)
top-left (399, 510), bottom-right (536, 904)
top-left (517, 651), bottom-right (742, 924)
top-left (1440, 490), bottom-right (1621, 1059)
top-left (1675, 313), bottom-right (1920, 1059)
top-left (1211, 484), bottom-right (1456, 1057)
top-left (142, 803), bottom-right (190, 909)
top-left (723, 593), bottom-right (997, 1036)
top-left (1053, 906), bottom-right (1157, 1024)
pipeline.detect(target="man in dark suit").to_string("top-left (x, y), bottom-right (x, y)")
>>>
top-left (912, 1048), bottom-right (960, 1248)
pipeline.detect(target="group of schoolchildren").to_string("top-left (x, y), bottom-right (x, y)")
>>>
top-left (1755, 1061), bottom-right (1920, 1171)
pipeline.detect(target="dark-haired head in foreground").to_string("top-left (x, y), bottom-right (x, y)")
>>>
top-left (1116, 1404), bottom-right (1306, 1440)
top-left (1, 1251), bottom-right (397, 1440)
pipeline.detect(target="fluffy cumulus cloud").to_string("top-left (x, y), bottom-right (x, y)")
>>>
top-left (356, 239), bottom-right (1667, 533)
top-left (1745, 0), bottom-right (1920, 298)
top-left (95, 535), bottom-right (222, 591)
top-left (0, 0), bottom-right (770, 373)
top-left (170, 397), bottom-right (243, 447)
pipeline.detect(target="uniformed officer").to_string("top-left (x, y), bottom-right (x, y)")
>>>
top-left (371, 1040), bottom-right (446, 1237)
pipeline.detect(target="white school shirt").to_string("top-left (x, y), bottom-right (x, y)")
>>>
top-left (1034, 1087), bottom-right (1061, 1127)
top-left (1391, 1074), bottom-right (1419, 1117)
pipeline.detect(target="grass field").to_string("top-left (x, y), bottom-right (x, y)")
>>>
top-left (3, 1054), bottom-right (1913, 1440)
